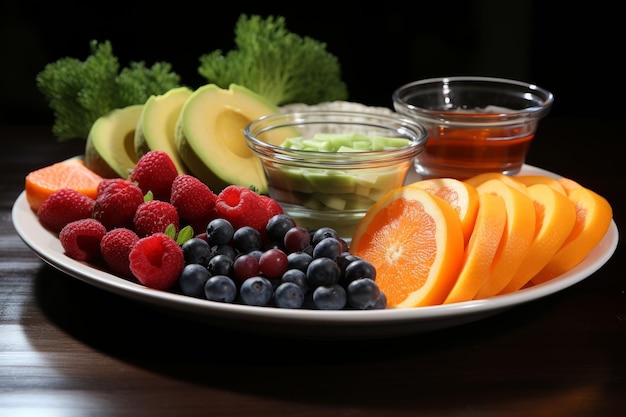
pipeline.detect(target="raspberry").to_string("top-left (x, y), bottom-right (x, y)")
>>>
top-left (259, 194), bottom-right (284, 218)
top-left (100, 228), bottom-right (140, 279)
top-left (59, 218), bottom-right (107, 262)
top-left (215, 185), bottom-right (267, 232)
top-left (128, 233), bottom-right (185, 290)
top-left (129, 151), bottom-right (179, 202)
top-left (92, 179), bottom-right (145, 230)
top-left (37, 188), bottom-right (95, 233)
top-left (170, 174), bottom-right (218, 225)
top-left (133, 200), bottom-right (180, 237)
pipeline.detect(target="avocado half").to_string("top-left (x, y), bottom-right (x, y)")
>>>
top-left (134, 86), bottom-right (193, 174)
top-left (85, 104), bottom-right (144, 179)
top-left (174, 83), bottom-right (278, 194)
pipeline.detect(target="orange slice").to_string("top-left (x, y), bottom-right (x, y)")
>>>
top-left (464, 172), bottom-right (527, 193)
top-left (444, 192), bottom-right (506, 304)
top-left (410, 178), bottom-right (480, 246)
top-left (532, 178), bottom-right (613, 284)
top-left (499, 183), bottom-right (577, 294)
top-left (514, 175), bottom-right (567, 196)
top-left (350, 185), bottom-right (465, 308)
top-left (474, 179), bottom-right (536, 299)
top-left (25, 157), bottom-right (104, 213)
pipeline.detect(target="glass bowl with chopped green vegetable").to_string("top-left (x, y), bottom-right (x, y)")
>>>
top-left (244, 110), bottom-right (428, 239)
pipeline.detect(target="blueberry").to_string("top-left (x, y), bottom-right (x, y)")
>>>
top-left (311, 227), bottom-right (339, 246)
top-left (240, 276), bottom-right (273, 306)
top-left (346, 278), bottom-right (381, 309)
top-left (204, 274), bottom-right (237, 303)
top-left (206, 218), bottom-right (234, 246)
top-left (233, 226), bottom-right (262, 253)
top-left (179, 263), bottom-right (210, 298)
top-left (181, 237), bottom-right (212, 266)
top-left (306, 257), bottom-right (340, 288)
top-left (265, 214), bottom-right (296, 242)
top-left (210, 244), bottom-right (237, 260)
top-left (313, 284), bottom-right (346, 310)
top-left (281, 268), bottom-right (308, 293)
top-left (342, 258), bottom-right (377, 286)
top-left (207, 254), bottom-right (234, 276)
top-left (312, 237), bottom-right (342, 260)
top-left (287, 251), bottom-right (312, 273)
top-left (274, 282), bottom-right (304, 309)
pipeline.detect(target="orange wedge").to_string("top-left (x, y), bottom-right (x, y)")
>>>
top-left (350, 185), bottom-right (465, 308)
top-left (410, 178), bottom-right (480, 246)
top-left (444, 192), bottom-right (506, 304)
top-left (474, 179), bottom-right (536, 299)
top-left (499, 183), bottom-right (577, 294)
top-left (464, 172), bottom-right (527, 193)
top-left (532, 178), bottom-right (613, 284)
top-left (514, 175), bottom-right (567, 196)
top-left (25, 157), bottom-right (104, 213)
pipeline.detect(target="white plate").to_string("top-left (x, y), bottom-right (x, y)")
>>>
top-left (12, 165), bottom-right (619, 339)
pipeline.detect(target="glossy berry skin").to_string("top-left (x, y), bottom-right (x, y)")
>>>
top-left (204, 275), bottom-right (237, 303)
top-left (346, 278), bottom-right (381, 309)
top-left (312, 237), bottom-right (342, 260)
top-left (313, 284), bottom-right (346, 310)
top-left (265, 214), bottom-right (296, 242)
top-left (207, 254), bottom-right (234, 277)
top-left (287, 251), bottom-right (312, 273)
top-left (342, 258), bottom-right (377, 286)
top-left (283, 226), bottom-right (311, 253)
top-left (181, 237), bottom-right (212, 266)
top-left (233, 253), bottom-right (260, 281)
top-left (306, 257), bottom-right (340, 288)
top-left (311, 227), bottom-right (340, 246)
top-left (206, 218), bottom-right (234, 246)
top-left (274, 282), bottom-right (304, 309)
top-left (239, 276), bottom-right (273, 306)
top-left (179, 263), bottom-right (211, 298)
top-left (258, 248), bottom-right (289, 279)
top-left (281, 268), bottom-right (308, 293)
top-left (233, 226), bottom-right (262, 253)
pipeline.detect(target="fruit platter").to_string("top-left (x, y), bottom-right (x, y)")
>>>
top-left (12, 163), bottom-right (618, 339)
top-left (14, 14), bottom-right (618, 339)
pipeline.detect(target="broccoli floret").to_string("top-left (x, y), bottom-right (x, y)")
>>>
top-left (36, 40), bottom-right (181, 141)
top-left (197, 14), bottom-right (348, 106)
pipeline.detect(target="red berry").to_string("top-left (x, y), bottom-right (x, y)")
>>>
top-left (92, 179), bottom-right (144, 230)
top-left (259, 194), bottom-right (284, 218)
top-left (100, 228), bottom-right (140, 279)
top-left (130, 151), bottom-right (179, 202)
top-left (37, 188), bottom-right (95, 233)
top-left (259, 248), bottom-right (289, 279)
top-left (133, 200), bottom-right (180, 237)
top-left (59, 218), bottom-right (107, 262)
top-left (170, 174), bottom-right (217, 224)
top-left (215, 186), bottom-right (267, 232)
top-left (128, 233), bottom-right (184, 290)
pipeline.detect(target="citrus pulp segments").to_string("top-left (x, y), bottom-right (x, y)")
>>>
top-left (350, 185), bottom-right (465, 308)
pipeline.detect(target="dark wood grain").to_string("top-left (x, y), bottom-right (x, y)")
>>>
top-left (1, 120), bottom-right (624, 417)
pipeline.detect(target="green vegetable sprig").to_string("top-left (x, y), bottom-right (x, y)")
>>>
top-left (198, 14), bottom-right (349, 106)
top-left (36, 40), bottom-right (181, 141)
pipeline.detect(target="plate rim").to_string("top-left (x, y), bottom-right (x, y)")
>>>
top-left (11, 164), bottom-right (619, 337)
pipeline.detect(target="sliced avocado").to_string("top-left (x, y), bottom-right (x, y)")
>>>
top-left (134, 87), bottom-right (193, 174)
top-left (175, 83), bottom-right (278, 194)
top-left (85, 104), bottom-right (144, 178)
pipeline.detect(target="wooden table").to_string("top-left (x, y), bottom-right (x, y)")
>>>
top-left (1, 119), bottom-right (623, 416)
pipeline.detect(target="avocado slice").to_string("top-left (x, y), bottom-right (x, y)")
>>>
top-left (174, 84), bottom-right (278, 194)
top-left (134, 86), bottom-right (193, 174)
top-left (85, 104), bottom-right (144, 179)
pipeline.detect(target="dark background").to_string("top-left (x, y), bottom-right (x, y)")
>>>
top-left (0, 1), bottom-right (621, 127)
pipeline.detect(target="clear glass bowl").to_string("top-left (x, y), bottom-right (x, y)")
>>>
top-left (244, 110), bottom-right (428, 238)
